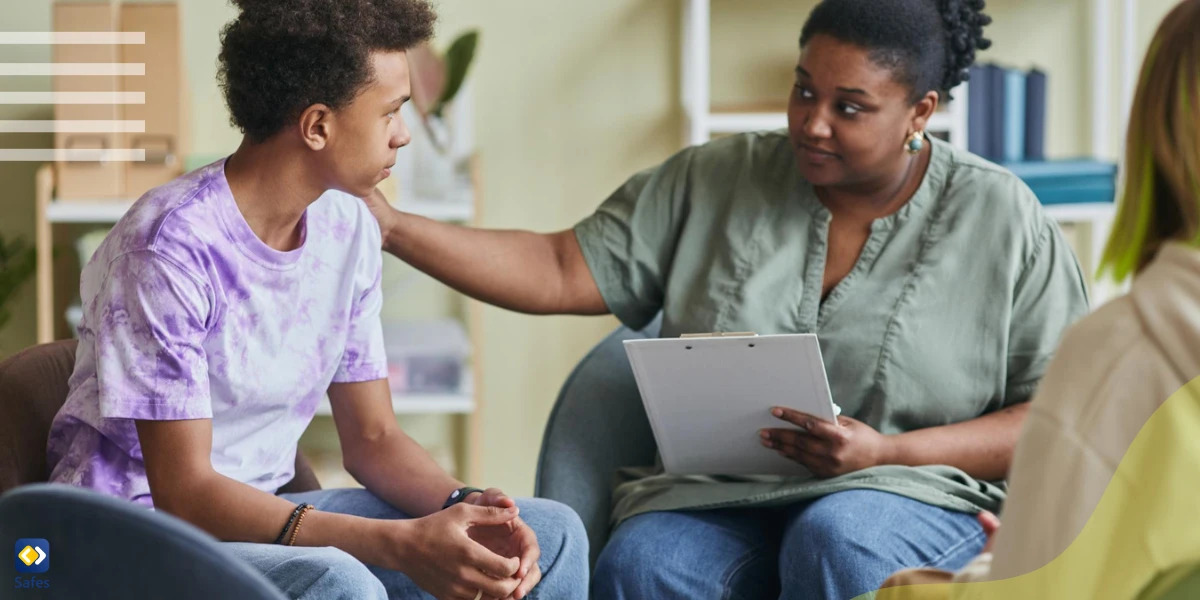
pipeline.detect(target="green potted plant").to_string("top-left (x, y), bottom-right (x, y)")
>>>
top-left (0, 233), bottom-right (37, 335)
top-left (408, 30), bottom-right (478, 150)
top-left (403, 30), bottom-right (479, 201)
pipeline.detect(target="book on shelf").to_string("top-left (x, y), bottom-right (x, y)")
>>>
top-left (967, 65), bottom-right (990, 158)
top-left (1003, 160), bottom-right (1117, 206)
top-left (967, 63), bottom-right (1047, 164)
top-left (1024, 69), bottom-right (1048, 161)
top-left (1003, 68), bottom-right (1026, 163)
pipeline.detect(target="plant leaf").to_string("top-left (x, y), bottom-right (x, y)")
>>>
top-left (406, 43), bottom-right (446, 118)
top-left (0, 233), bottom-right (36, 333)
top-left (433, 30), bottom-right (479, 119)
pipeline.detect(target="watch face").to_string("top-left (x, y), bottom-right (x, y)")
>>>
top-left (444, 489), bottom-right (465, 509)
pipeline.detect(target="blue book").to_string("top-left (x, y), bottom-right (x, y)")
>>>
top-left (1024, 69), bottom-right (1048, 161)
top-left (1003, 68), bottom-right (1026, 163)
top-left (967, 65), bottom-right (990, 157)
top-left (1006, 160), bottom-right (1117, 205)
top-left (985, 64), bottom-right (1007, 161)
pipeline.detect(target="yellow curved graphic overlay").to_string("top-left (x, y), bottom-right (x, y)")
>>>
top-left (872, 377), bottom-right (1200, 600)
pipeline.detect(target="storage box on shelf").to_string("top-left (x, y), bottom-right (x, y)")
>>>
top-left (311, 319), bottom-right (476, 417)
top-left (51, 3), bottom-right (122, 199)
top-left (383, 319), bottom-right (471, 396)
top-left (51, 1), bottom-right (189, 201)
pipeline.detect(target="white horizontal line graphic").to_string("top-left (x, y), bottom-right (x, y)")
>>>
top-left (0, 120), bottom-right (146, 132)
top-left (0, 149), bottom-right (146, 161)
top-left (0, 92), bottom-right (144, 104)
top-left (0, 63), bottom-right (145, 76)
top-left (0, 32), bottom-right (145, 45)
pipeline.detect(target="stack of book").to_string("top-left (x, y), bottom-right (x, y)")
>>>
top-left (967, 63), bottom-right (1048, 164)
top-left (966, 64), bottom-right (1119, 207)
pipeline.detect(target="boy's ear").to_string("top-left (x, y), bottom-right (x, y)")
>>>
top-left (298, 104), bottom-right (333, 151)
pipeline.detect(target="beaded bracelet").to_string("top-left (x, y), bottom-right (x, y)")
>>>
top-left (287, 504), bottom-right (315, 546)
top-left (274, 503), bottom-right (312, 545)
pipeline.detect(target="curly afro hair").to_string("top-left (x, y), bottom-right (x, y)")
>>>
top-left (800, 0), bottom-right (992, 103)
top-left (218, 0), bottom-right (436, 142)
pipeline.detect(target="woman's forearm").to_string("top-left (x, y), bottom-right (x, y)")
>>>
top-left (885, 403), bottom-right (1030, 480)
top-left (383, 207), bottom-right (607, 315)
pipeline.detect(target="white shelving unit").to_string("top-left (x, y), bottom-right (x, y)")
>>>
top-left (313, 377), bottom-right (476, 417)
top-left (314, 393), bottom-right (475, 417)
top-left (679, 0), bottom-right (1138, 306)
top-left (1042, 202), bottom-right (1122, 224)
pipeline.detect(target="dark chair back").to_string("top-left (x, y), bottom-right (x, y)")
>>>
top-left (2, 484), bottom-right (288, 599)
top-left (534, 317), bottom-right (661, 567)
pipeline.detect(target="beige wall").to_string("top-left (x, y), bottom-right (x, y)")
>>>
top-left (432, 0), bottom-right (677, 493)
top-left (177, 0), bottom-right (240, 159)
top-left (0, 0), bottom-right (1187, 495)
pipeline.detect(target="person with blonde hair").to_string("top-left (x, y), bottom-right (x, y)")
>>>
top-left (881, 0), bottom-right (1200, 595)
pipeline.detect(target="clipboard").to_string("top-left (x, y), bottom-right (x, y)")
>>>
top-left (622, 332), bottom-right (840, 476)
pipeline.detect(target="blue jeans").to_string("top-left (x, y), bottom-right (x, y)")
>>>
top-left (224, 488), bottom-right (590, 600)
top-left (593, 490), bottom-right (985, 600)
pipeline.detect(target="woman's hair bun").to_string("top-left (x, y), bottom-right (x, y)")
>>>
top-left (939, 0), bottom-right (993, 92)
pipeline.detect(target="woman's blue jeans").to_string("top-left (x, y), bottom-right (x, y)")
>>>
top-left (593, 489), bottom-right (985, 600)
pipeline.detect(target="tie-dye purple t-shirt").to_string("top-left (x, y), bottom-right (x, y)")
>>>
top-left (46, 159), bottom-right (387, 506)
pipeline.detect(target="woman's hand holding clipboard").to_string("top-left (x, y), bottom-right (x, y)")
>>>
top-left (760, 408), bottom-right (891, 478)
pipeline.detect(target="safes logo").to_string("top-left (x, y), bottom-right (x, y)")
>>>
top-left (14, 539), bottom-right (48, 574)
top-left (13, 538), bottom-right (51, 591)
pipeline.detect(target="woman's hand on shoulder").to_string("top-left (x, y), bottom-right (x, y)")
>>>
top-left (360, 187), bottom-right (400, 250)
top-left (759, 407), bottom-right (896, 478)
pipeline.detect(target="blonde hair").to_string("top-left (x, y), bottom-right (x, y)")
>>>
top-left (1098, 0), bottom-right (1200, 282)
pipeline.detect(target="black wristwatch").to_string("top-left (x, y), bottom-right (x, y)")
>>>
top-left (442, 486), bottom-right (485, 510)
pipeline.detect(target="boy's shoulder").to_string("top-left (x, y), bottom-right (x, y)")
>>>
top-left (107, 160), bottom-right (230, 256)
top-left (84, 161), bottom-right (231, 288)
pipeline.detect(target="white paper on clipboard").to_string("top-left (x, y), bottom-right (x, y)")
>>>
top-left (622, 333), bottom-right (840, 476)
